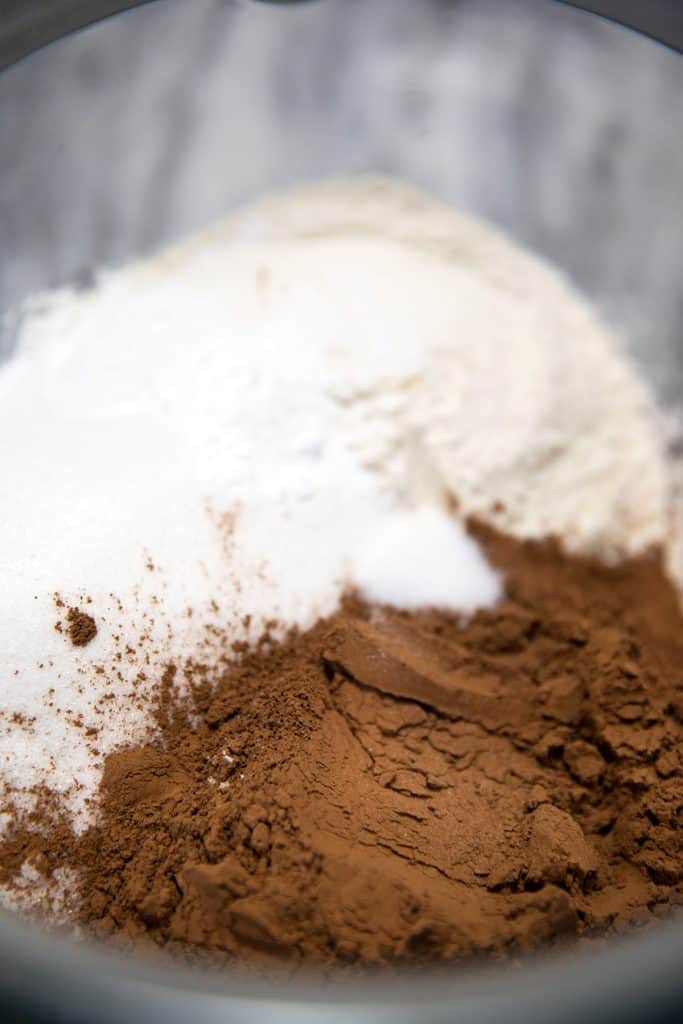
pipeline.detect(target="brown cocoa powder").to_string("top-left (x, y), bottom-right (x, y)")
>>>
top-left (3, 523), bottom-right (683, 971)
top-left (57, 607), bottom-right (97, 648)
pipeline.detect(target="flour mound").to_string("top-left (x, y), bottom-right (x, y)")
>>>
top-left (225, 178), bottom-right (670, 560)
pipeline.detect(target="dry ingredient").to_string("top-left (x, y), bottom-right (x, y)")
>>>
top-left (0, 179), bottom-right (681, 969)
top-left (62, 608), bottom-right (98, 648)
top-left (0, 179), bottom-right (673, 833)
top-left (2, 522), bottom-right (682, 970)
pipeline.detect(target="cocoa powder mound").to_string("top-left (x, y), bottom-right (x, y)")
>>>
top-left (4, 524), bottom-right (683, 971)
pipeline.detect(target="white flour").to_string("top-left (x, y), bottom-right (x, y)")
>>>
top-left (0, 178), bottom-right (672, 841)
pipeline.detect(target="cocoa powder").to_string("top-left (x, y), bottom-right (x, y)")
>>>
top-left (54, 606), bottom-right (98, 647)
top-left (3, 523), bottom-right (683, 971)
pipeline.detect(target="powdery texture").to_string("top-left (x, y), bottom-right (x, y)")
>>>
top-left (352, 507), bottom-right (502, 611)
top-left (0, 178), bottom-right (672, 843)
top-left (224, 179), bottom-right (671, 558)
top-left (3, 525), bottom-right (682, 971)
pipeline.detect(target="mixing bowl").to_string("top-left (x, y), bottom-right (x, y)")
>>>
top-left (1, 2), bottom-right (682, 1020)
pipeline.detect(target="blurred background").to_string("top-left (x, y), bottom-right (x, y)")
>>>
top-left (1, 0), bottom-right (682, 402)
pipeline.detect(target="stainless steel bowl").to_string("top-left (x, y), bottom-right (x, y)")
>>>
top-left (1, 2), bottom-right (682, 1020)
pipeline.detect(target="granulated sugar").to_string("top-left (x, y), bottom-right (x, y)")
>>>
top-left (0, 179), bottom-right (673, 853)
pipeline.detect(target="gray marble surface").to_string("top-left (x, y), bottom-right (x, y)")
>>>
top-left (1, 0), bottom-right (682, 402)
